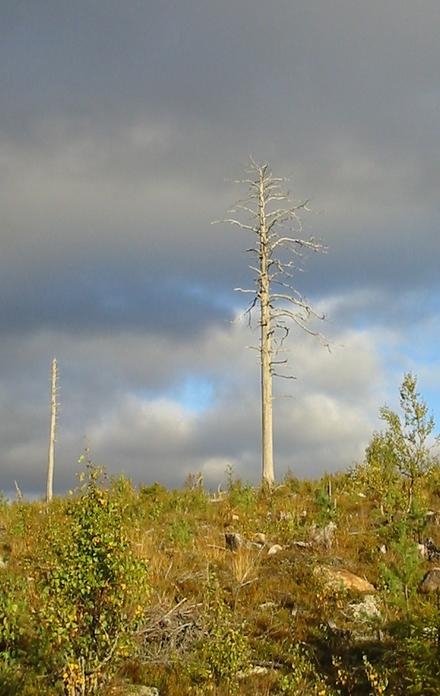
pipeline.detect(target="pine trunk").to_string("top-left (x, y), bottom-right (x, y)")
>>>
top-left (258, 172), bottom-right (274, 486)
top-left (46, 358), bottom-right (57, 503)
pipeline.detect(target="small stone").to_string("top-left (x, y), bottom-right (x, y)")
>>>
top-left (278, 511), bottom-right (293, 521)
top-left (253, 532), bottom-right (267, 545)
top-left (259, 601), bottom-right (277, 610)
top-left (420, 567), bottom-right (440, 593)
top-left (379, 544), bottom-right (387, 555)
top-left (250, 665), bottom-right (268, 676)
top-left (125, 687), bottom-right (160, 696)
top-left (237, 665), bottom-right (269, 679)
top-left (292, 540), bottom-right (311, 549)
top-left (267, 544), bottom-right (283, 556)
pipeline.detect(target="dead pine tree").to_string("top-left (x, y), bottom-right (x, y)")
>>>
top-left (216, 160), bottom-right (327, 486)
top-left (46, 357), bottom-right (58, 503)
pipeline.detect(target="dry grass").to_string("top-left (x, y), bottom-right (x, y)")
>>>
top-left (1, 472), bottom-right (440, 695)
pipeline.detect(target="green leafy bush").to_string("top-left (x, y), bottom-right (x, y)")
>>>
top-left (353, 374), bottom-right (438, 520)
top-left (279, 644), bottom-right (335, 695)
top-left (191, 590), bottom-right (250, 691)
top-left (380, 373), bottom-right (437, 515)
top-left (34, 466), bottom-right (149, 693)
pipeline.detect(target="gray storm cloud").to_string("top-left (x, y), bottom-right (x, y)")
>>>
top-left (0, 1), bottom-right (439, 493)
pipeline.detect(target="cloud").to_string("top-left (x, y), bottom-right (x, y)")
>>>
top-left (0, 317), bottom-right (392, 496)
top-left (1, 2), bottom-right (440, 494)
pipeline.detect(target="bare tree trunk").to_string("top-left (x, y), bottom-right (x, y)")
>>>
top-left (46, 358), bottom-right (58, 503)
top-left (217, 160), bottom-right (327, 485)
top-left (258, 171), bottom-right (274, 486)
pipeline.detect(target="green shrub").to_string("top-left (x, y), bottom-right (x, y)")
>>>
top-left (279, 643), bottom-right (335, 695)
top-left (380, 373), bottom-right (437, 515)
top-left (168, 518), bottom-right (193, 548)
top-left (34, 465), bottom-right (149, 693)
top-left (314, 486), bottom-right (337, 525)
top-left (191, 590), bottom-right (250, 691)
top-left (0, 574), bottom-right (31, 695)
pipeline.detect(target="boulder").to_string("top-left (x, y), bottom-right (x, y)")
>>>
top-left (316, 566), bottom-right (375, 593)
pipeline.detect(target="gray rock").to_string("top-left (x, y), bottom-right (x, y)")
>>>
top-left (349, 595), bottom-right (381, 621)
top-left (421, 567), bottom-right (440, 593)
top-left (125, 687), bottom-right (160, 696)
top-left (310, 522), bottom-right (337, 549)
top-left (225, 532), bottom-right (243, 551)
top-left (424, 538), bottom-right (440, 562)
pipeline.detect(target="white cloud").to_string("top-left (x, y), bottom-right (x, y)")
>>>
top-left (0, 316), bottom-right (395, 494)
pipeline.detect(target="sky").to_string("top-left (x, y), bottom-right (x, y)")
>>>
top-left (1, 1), bottom-right (440, 496)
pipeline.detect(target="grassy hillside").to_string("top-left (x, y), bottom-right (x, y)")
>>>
top-left (0, 462), bottom-right (440, 695)
top-left (1, 376), bottom-right (440, 695)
